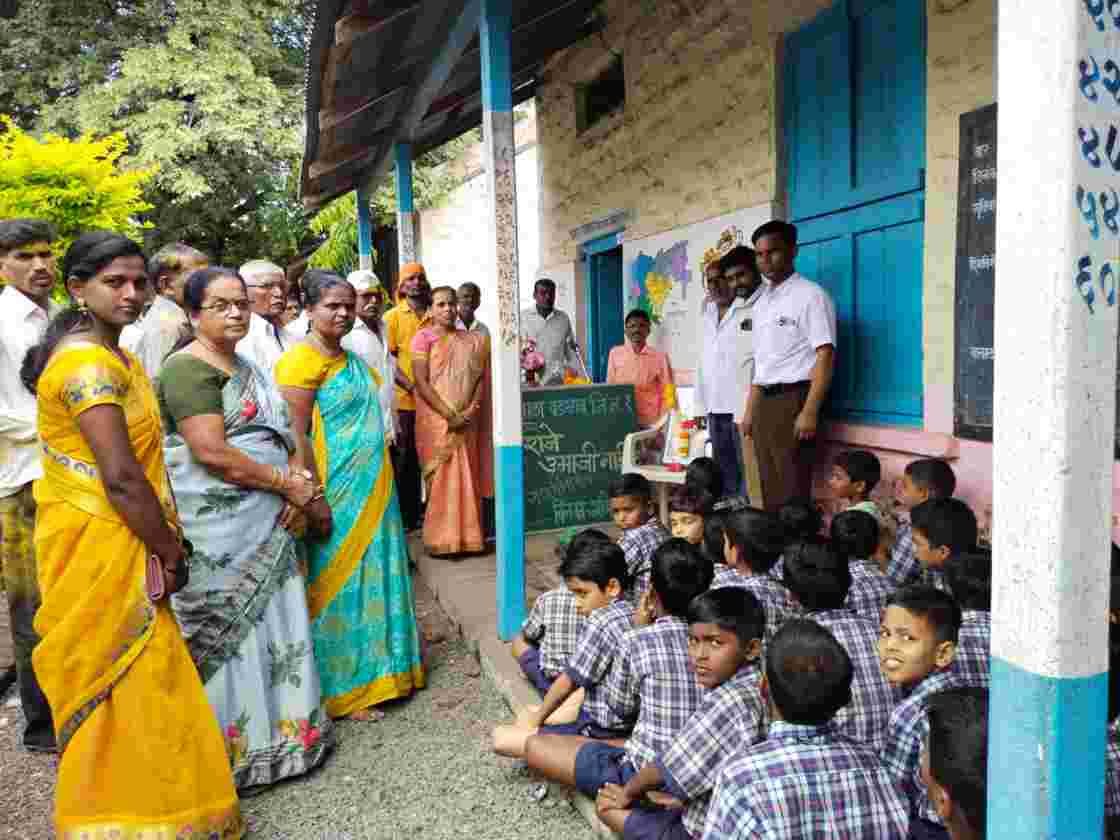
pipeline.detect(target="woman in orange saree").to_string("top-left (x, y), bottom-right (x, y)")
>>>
top-left (410, 286), bottom-right (494, 556)
top-left (22, 232), bottom-right (242, 839)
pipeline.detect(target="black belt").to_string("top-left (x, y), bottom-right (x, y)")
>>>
top-left (759, 380), bottom-right (810, 397)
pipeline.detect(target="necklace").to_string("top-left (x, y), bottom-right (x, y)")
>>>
top-left (308, 329), bottom-right (342, 358)
top-left (192, 336), bottom-right (235, 375)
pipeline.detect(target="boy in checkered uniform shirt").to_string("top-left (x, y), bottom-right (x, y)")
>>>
top-left (888, 459), bottom-right (957, 587)
top-left (594, 588), bottom-right (767, 840)
top-left (944, 549), bottom-right (991, 689)
top-left (879, 586), bottom-right (963, 839)
top-left (702, 619), bottom-right (909, 840)
top-left (925, 689), bottom-right (990, 840)
top-left (511, 530), bottom-right (611, 695)
top-left (831, 509), bottom-right (896, 623)
top-left (782, 537), bottom-right (897, 751)
top-left (713, 506), bottom-right (799, 640)
top-left (910, 498), bottom-right (977, 595)
top-left (526, 539), bottom-right (713, 795)
top-left (611, 473), bottom-right (671, 602)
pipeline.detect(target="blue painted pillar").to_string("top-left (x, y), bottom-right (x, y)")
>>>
top-left (394, 142), bottom-right (417, 264)
top-left (480, 0), bottom-right (525, 639)
top-left (989, 4), bottom-right (1115, 837)
top-left (356, 182), bottom-right (373, 271)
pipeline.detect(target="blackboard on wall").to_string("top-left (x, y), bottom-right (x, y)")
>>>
top-left (522, 384), bottom-right (638, 533)
top-left (954, 103), bottom-right (997, 441)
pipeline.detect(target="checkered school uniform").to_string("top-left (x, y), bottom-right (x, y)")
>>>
top-left (1106, 719), bottom-right (1120, 821)
top-left (712, 564), bottom-right (800, 639)
top-left (952, 609), bottom-right (991, 688)
top-left (607, 615), bottom-right (703, 769)
top-left (807, 609), bottom-right (898, 751)
top-left (846, 558), bottom-right (895, 623)
top-left (521, 586), bottom-right (584, 680)
top-left (618, 518), bottom-right (672, 602)
top-left (657, 665), bottom-right (768, 838)
top-left (702, 721), bottom-right (910, 840)
top-left (565, 598), bottom-right (635, 730)
top-left (885, 519), bottom-right (919, 586)
top-left (881, 669), bottom-right (963, 825)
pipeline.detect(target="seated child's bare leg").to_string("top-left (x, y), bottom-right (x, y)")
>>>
top-left (520, 688), bottom-right (585, 726)
top-left (525, 733), bottom-right (596, 786)
top-left (595, 804), bottom-right (630, 834)
top-left (492, 722), bottom-right (537, 758)
top-left (510, 633), bottom-right (531, 660)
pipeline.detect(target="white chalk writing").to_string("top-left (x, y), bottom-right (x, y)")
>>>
top-left (969, 254), bottom-right (995, 273)
top-left (972, 198), bottom-right (996, 220)
top-left (969, 346), bottom-right (994, 361)
top-left (971, 167), bottom-right (996, 184)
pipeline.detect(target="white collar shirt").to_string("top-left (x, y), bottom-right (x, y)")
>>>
top-left (520, 307), bottom-right (576, 385)
top-left (341, 320), bottom-right (397, 438)
top-left (0, 286), bottom-right (51, 496)
top-left (236, 312), bottom-right (294, 380)
top-left (694, 286), bottom-right (764, 419)
top-left (456, 317), bottom-right (490, 339)
top-left (752, 272), bottom-right (837, 386)
top-left (133, 294), bottom-right (190, 381)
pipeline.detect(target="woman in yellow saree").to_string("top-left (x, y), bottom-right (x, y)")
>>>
top-left (276, 272), bottom-right (424, 720)
top-left (22, 232), bottom-right (242, 839)
top-left (410, 286), bottom-right (494, 557)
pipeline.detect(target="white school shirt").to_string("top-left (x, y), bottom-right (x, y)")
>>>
top-left (341, 320), bottom-right (397, 439)
top-left (236, 312), bottom-right (296, 379)
top-left (752, 272), bottom-right (837, 386)
top-left (0, 286), bottom-right (50, 497)
top-left (694, 287), bottom-right (764, 420)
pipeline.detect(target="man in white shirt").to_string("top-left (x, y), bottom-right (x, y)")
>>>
top-left (131, 243), bottom-right (209, 380)
top-left (342, 269), bottom-right (397, 443)
top-left (742, 220), bottom-right (837, 510)
top-left (520, 278), bottom-right (578, 385)
top-left (456, 282), bottom-right (490, 339)
top-left (694, 246), bottom-right (764, 498)
top-left (0, 219), bottom-right (57, 751)
top-left (236, 259), bottom-right (297, 377)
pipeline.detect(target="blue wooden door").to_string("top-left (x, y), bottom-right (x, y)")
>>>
top-left (784, 0), bottom-right (926, 426)
top-left (585, 237), bottom-right (625, 382)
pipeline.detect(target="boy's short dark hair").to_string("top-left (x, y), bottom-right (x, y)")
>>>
top-left (624, 308), bottom-right (651, 325)
top-left (553, 527), bottom-right (611, 562)
top-left (833, 450), bottom-right (881, 493)
top-left (702, 512), bottom-right (726, 567)
top-left (0, 219), bottom-right (56, 254)
top-left (945, 549), bottom-right (992, 611)
top-left (927, 688), bottom-right (989, 840)
top-left (885, 585), bottom-right (962, 645)
top-left (685, 456), bottom-right (723, 499)
top-left (669, 485), bottom-right (714, 516)
top-left (718, 245), bottom-right (757, 275)
top-left (781, 538), bottom-right (851, 611)
top-left (830, 509), bottom-right (880, 561)
top-left (688, 588), bottom-right (765, 647)
top-left (534, 277), bottom-right (556, 293)
top-left (766, 619), bottom-right (853, 725)
top-left (608, 472), bottom-right (654, 502)
top-left (650, 538), bottom-right (714, 617)
top-left (559, 537), bottom-right (631, 592)
top-left (751, 219), bottom-right (798, 248)
top-left (777, 498), bottom-right (823, 544)
top-left (722, 507), bottom-right (786, 574)
top-left (911, 498), bottom-right (978, 556)
top-left (905, 459), bottom-right (957, 499)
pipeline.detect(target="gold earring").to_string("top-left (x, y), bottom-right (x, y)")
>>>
top-left (77, 301), bottom-right (88, 314)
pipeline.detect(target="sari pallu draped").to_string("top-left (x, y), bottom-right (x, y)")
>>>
top-left (412, 329), bottom-right (494, 556)
top-left (275, 345), bottom-right (424, 718)
top-left (163, 355), bottom-right (333, 789)
top-left (32, 342), bottom-right (242, 840)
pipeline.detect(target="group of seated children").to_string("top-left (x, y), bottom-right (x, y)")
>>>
top-left (491, 453), bottom-right (1015, 839)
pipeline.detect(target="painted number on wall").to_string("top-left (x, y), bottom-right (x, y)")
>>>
top-left (1076, 254), bottom-right (1117, 313)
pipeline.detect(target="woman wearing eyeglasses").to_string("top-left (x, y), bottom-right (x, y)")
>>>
top-left (156, 266), bottom-right (335, 789)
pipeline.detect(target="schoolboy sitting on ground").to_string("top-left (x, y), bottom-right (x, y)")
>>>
top-left (879, 585), bottom-right (963, 840)
top-left (668, 484), bottom-right (713, 546)
top-left (828, 449), bottom-right (896, 564)
top-left (595, 588), bottom-right (767, 840)
top-left (890, 459), bottom-right (957, 586)
top-left (832, 509), bottom-right (896, 621)
top-left (612, 473), bottom-right (672, 602)
top-left (511, 529), bottom-right (611, 696)
top-left (702, 620), bottom-right (909, 840)
top-left (685, 456), bottom-right (749, 514)
top-left (782, 538), bottom-right (897, 749)
top-left (910, 498), bottom-right (978, 593)
top-left (770, 497), bottom-right (824, 578)
top-left (525, 539), bottom-right (713, 794)
top-left (717, 506), bottom-right (799, 639)
top-left (494, 538), bottom-right (634, 757)
top-left (943, 549), bottom-right (991, 688)
top-left (925, 688), bottom-right (989, 840)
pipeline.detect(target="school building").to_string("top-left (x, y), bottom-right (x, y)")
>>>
top-left (304, 2), bottom-right (1116, 833)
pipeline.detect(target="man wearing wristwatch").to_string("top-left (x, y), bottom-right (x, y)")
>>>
top-left (384, 263), bottom-right (432, 532)
top-left (741, 221), bottom-right (836, 511)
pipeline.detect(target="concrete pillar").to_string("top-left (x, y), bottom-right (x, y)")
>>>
top-left (481, 0), bottom-right (525, 639)
top-left (357, 182), bottom-right (373, 272)
top-left (989, 3), bottom-right (1117, 836)
top-left (395, 142), bottom-right (417, 264)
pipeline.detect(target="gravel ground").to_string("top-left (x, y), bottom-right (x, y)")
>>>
top-left (0, 580), bottom-right (596, 840)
